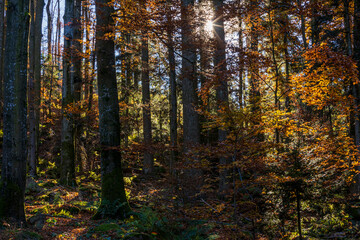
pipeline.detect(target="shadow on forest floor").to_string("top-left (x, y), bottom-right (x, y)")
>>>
top-left (0, 171), bottom-right (239, 240)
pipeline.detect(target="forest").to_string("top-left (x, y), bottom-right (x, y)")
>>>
top-left (1, 0), bottom-right (360, 239)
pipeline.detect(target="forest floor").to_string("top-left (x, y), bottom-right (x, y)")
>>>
top-left (0, 169), bottom-right (243, 240)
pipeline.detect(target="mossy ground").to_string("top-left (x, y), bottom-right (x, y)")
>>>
top-left (0, 171), bottom-right (222, 239)
top-left (0, 168), bottom-right (358, 239)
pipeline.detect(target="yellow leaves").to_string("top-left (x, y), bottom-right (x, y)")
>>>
top-left (290, 43), bottom-right (358, 112)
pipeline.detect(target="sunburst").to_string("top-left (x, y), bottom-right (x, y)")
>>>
top-left (204, 20), bottom-right (213, 33)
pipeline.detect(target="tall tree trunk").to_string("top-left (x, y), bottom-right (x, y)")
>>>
top-left (73, 0), bottom-right (84, 174)
top-left (28, 0), bottom-right (44, 178)
top-left (46, 0), bottom-right (52, 56)
top-left (238, 18), bottom-right (244, 108)
top-left (182, 0), bottom-right (199, 147)
top-left (60, 0), bottom-right (76, 186)
top-left (93, 0), bottom-right (130, 219)
top-left (249, 0), bottom-right (262, 134)
top-left (83, 0), bottom-right (91, 172)
top-left (119, 32), bottom-right (131, 147)
top-left (0, 0), bottom-right (5, 124)
top-left (84, 0), bottom-right (90, 103)
top-left (142, 29), bottom-right (154, 174)
top-left (56, 0), bottom-right (60, 63)
top-left (297, 0), bottom-right (308, 49)
top-left (213, 0), bottom-right (229, 194)
top-left (46, 0), bottom-right (53, 119)
top-left (350, 0), bottom-right (360, 193)
top-left (0, 0), bottom-right (30, 223)
top-left (199, 0), bottom-right (210, 145)
top-left (34, 0), bottom-right (44, 177)
top-left (181, 0), bottom-right (201, 197)
top-left (166, 0), bottom-right (177, 174)
top-left (28, 0), bottom-right (36, 177)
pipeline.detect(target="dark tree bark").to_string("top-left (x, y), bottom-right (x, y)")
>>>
top-left (213, 0), bottom-right (229, 194)
top-left (0, 0), bottom-right (5, 122)
top-left (0, 0), bottom-right (30, 223)
top-left (125, 33), bottom-right (132, 147)
top-left (83, 0), bottom-right (92, 172)
top-left (350, 0), bottom-right (360, 193)
top-left (34, 0), bottom-right (44, 176)
top-left (166, 0), bottom-right (177, 173)
top-left (60, 0), bottom-right (76, 186)
top-left (73, 0), bottom-right (85, 174)
top-left (118, 32), bottom-right (131, 147)
top-left (46, 0), bottom-right (53, 119)
top-left (181, 0), bottom-right (200, 149)
top-left (297, 0), bottom-right (308, 49)
top-left (28, 0), bottom-right (44, 178)
top-left (46, 0), bottom-right (52, 56)
top-left (141, 30), bottom-right (154, 174)
top-left (73, 0), bottom-right (82, 104)
top-left (56, 0), bottom-right (60, 63)
top-left (199, 0), bottom-right (211, 145)
top-left (93, 0), bottom-right (130, 219)
top-left (238, 18), bottom-right (244, 108)
top-left (181, 0), bottom-right (202, 198)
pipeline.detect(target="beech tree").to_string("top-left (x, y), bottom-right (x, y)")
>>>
top-left (352, 0), bottom-right (360, 193)
top-left (181, 0), bottom-right (200, 150)
top-left (181, 0), bottom-right (202, 196)
top-left (60, 0), bottom-right (76, 186)
top-left (94, 0), bottom-right (130, 219)
top-left (28, 0), bottom-right (44, 177)
top-left (0, 0), bottom-right (30, 223)
top-left (166, 0), bottom-right (177, 172)
top-left (0, 0), bottom-right (4, 119)
top-left (212, 0), bottom-right (229, 194)
top-left (141, 0), bottom-right (154, 174)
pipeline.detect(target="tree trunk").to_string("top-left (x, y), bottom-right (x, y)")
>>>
top-left (249, 0), bottom-right (262, 140)
top-left (28, 0), bottom-right (36, 177)
top-left (0, 0), bottom-right (30, 223)
top-left (93, 0), bottom-right (130, 219)
top-left (46, 0), bottom-right (53, 119)
top-left (199, 0), bottom-right (210, 146)
top-left (297, 0), bottom-right (307, 49)
top-left (213, 0), bottom-right (229, 195)
top-left (142, 29), bottom-right (154, 174)
top-left (238, 18), bottom-right (244, 108)
top-left (182, 0), bottom-right (199, 148)
top-left (60, 0), bottom-right (76, 186)
top-left (350, 0), bottom-right (360, 193)
top-left (35, 0), bottom-right (44, 175)
top-left (56, 0), bottom-right (60, 63)
top-left (28, 0), bottom-right (43, 178)
top-left (0, 0), bottom-right (5, 125)
top-left (166, 1), bottom-right (177, 174)
top-left (46, 0), bottom-right (52, 56)
top-left (73, 0), bottom-right (84, 174)
top-left (83, 0), bottom-right (91, 172)
top-left (181, 0), bottom-right (201, 197)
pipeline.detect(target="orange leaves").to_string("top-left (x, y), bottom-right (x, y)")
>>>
top-left (290, 43), bottom-right (358, 111)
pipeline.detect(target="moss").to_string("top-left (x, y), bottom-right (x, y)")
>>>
top-left (93, 223), bottom-right (120, 232)
top-left (92, 199), bottom-right (130, 220)
top-left (92, 164), bottom-right (131, 220)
